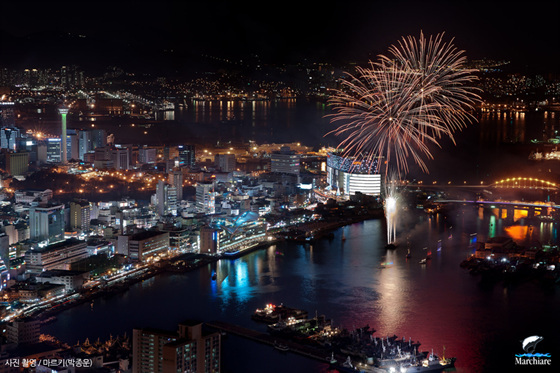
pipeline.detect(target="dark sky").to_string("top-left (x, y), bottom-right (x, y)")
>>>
top-left (1, 1), bottom-right (559, 72)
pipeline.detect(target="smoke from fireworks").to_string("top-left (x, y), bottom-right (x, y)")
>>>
top-left (328, 32), bottom-right (481, 176)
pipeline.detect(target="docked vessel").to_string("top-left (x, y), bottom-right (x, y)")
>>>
top-left (252, 303), bottom-right (308, 324)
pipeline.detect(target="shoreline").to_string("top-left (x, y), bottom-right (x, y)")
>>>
top-left (29, 213), bottom-right (383, 322)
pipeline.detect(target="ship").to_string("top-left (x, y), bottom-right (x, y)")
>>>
top-left (251, 303), bottom-right (308, 324)
top-left (402, 350), bottom-right (456, 372)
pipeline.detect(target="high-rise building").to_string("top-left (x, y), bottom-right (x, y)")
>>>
top-left (69, 200), bottom-right (91, 232)
top-left (196, 182), bottom-right (215, 214)
top-left (111, 148), bottom-right (130, 170)
top-left (215, 153), bottom-right (236, 172)
top-left (138, 147), bottom-right (157, 164)
top-left (58, 106), bottom-right (69, 164)
top-left (67, 129), bottom-right (79, 161)
top-left (29, 204), bottom-right (65, 243)
top-left (0, 126), bottom-right (19, 150)
top-left (178, 145), bottom-right (196, 168)
top-left (0, 101), bottom-right (15, 127)
top-left (168, 169), bottom-right (183, 201)
top-left (156, 181), bottom-right (177, 216)
top-left (270, 147), bottom-right (300, 174)
top-left (46, 138), bottom-right (61, 163)
top-left (132, 321), bottom-right (220, 373)
top-left (6, 151), bottom-right (29, 175)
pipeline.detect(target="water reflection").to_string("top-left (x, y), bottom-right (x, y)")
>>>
top-left (44, 208), bottom-right (560, 373)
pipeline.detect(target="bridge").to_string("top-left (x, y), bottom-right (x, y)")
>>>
top-left (406, 177), bottom-right (559, 191)
top-left (433, 199), bottom-right (559, 219)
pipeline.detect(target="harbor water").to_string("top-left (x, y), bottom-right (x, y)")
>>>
top-left (44, 207), bottom-right (560, 372)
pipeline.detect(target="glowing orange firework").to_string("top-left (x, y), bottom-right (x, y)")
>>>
top-left (328, 32), bottom-right (480, 176)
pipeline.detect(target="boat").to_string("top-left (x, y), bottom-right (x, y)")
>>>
top-left (273, 341), bottom-right (289, 352)
top-left (406, 249), bottom-right (412, 259)
top-left (211, 271), bottom-right (217, 281)
top-left (326, 352), bottom-right (337, 364)
top-left (419, 258), bottom-right (427, 264)
top-left (342, 234), bottom-right (346, 241)
top-left (403, 350), bottom-right (455, 372)
top-left (252, 303), bottom-right (308, 324)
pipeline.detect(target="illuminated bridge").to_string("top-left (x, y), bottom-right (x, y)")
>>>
top-left (491, 177), bottom-right (559, 191)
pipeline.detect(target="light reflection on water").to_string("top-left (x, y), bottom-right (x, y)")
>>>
top-left (45, 208), bottom-right (560, 373)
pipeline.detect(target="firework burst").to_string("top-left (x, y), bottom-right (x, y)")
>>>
top-left (328, 32), bottom-right (481, 176)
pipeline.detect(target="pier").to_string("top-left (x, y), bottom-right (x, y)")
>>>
top-left (207, 321), bottom-right (386, 372)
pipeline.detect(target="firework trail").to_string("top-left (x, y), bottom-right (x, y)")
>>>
top-left (328, 32), bottom-right (480, 176)
top-left (384, 170), bottom-right (399, 243)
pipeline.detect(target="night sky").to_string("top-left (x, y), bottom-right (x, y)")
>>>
top-left (1, 1), bottom-right (559, 72)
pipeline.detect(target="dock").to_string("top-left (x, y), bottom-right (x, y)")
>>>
top-left (207, 321), bottom-right (386, 372)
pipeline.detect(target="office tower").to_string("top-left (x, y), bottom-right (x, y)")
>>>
top-left (0, 126), bottom-right (19, 150)
top-left (111, 148), bottom-right (130, 170)
top-left (29, 204), bottom-right (65, 243)
top-left (215, 153), bottom-right (236, 172)
top-left (58, 106), bottom-right (69, 163)
top-left (69, 200), bottom-right (91, 232)
top-left (168, 169), bottom-right (183, 201)
top-left (196, 182), bottom-right (215, 214)
top-left (0, 101), bottom-right (15, 127)
top-left (67, 129), bottom-right (79, 161)
top-left (178, 144), bottom-right (195, 167)
top-left (132, 321), bottom-right (220, 373)
top-left (46, 138), bottom-right (61, 163)
top-left (156, 181), bottom-right (177, 216)
top-left (138, 147), bottom-right (156, 164)
top-left (270, 146), bottom-right (300, 174)
top-left (6, 152), bottom-right (29, 176)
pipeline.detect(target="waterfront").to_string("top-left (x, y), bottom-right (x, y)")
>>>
top-left (44, 207), bottom-right (560, 372)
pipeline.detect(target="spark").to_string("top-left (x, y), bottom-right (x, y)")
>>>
top-left (328, 32), bottom-right (481, 176)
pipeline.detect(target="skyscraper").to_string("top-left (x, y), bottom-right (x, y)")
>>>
top-left (132, 321), bottom-right (220, 373)
top-left (156, 181), bottom-right (178, 216)
top-left (168, 169), bottom-right (183, 201)
top-left (178, 144), bottom-right (196, 168)
top-left (196, 182), bottom-right (215, 214)
top-left (58, 106), bottom-right (69, 164)
top-left (29, 204), bottom-right (65, 243)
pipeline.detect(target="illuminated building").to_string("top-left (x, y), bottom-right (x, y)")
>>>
top-left (326, 152), bottom-right (382, 196)
top-left (132, 321), bottom-right (220, 373)
top-left (29, 204), bottom-right (65, 243)
top-left (270, 146), bottom-right (300, 174)
top-left (5, 151), bottom-right (29, 176)
top-left (168, 169), bottom-right (184, 201)
top-left (58, 106), bottom-right (69, 164)
top-left (196, 182), bottom-right (215, 214)
top-left (15, 189), bottom-right (53, 205)
top-left (156, 181), bottom-right (178, 216)
top-left (0, 101), bottom-right (15, 127)
top-left (69, 200), bottom-right (91, 232)
top-left (25, 238), bottom-right (88, 273)
top-left (35, 269), bottom-right (89, 291)
top-left (111, 147), bottom-right (130, 170)
top-left (6, 318), bottom-right (41, 345)
top-left (126, 230), bottom-right (170, 262)
top-left (0, 126), bottom-right (19, 150)
top-left (178, 144), bottom-right (196, 167)
top-left (46, 138), bottom-right (61, 163)
top-left (199, 226), bottom-right (219, 254)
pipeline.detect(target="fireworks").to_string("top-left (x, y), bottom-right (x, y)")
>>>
top-left (328, 32), bottom-right (480, 176)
